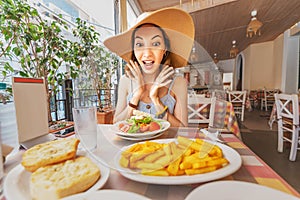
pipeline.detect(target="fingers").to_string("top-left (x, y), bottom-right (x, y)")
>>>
top-left (154, 65), bottom-right (175, 86)
top-left (125, 64), bottom-right (134, 78)
top-left (160, 79), bottom-right (172, 87)
top-left (161, 65), bottom-right (174, 74)
top-left (159, 66), bottom-right (174, 79)
top-left (125, 60), bottom-right (141, 79)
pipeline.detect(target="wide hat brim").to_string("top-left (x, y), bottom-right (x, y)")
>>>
top-left (103, 7), bottom-right (195, 68)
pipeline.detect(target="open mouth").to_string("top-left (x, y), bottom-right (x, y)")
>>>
top-left (143, 60), bottom-right (154, 69)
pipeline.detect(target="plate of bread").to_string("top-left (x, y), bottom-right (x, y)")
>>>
top-left (4, 138), bottom-right (110, 200)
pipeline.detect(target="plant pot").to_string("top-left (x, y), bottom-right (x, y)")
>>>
top-left (97, 109), bottom-right (114, 124)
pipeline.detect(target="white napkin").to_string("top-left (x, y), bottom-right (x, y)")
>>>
top-left (200, 129), bottom-right (224, 143)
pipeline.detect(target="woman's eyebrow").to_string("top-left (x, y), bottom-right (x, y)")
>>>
top-left (134, 36), bottom-right (143, 40)
top-left (134, 35), bottom-right (161, 40)
top-left (152, 35), bottom-right (162, 40)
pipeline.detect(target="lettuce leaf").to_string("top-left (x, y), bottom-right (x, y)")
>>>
top-left (127, 124), bottom-right (140, 133)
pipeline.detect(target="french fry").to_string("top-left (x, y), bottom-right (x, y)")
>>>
top-left (126, 143), bottom-right (143, 153)
top-left (192, 161), bottom-right (207, 169)
top-left (154, 154), bottom-right (173, 167)
top-left (176, 169), bottom-right (186, 175)
top-left (211, 146), bottom-right (223, 157)
top-left (207, 158), bottom-right (229, 167)
top-left (167, 157), bottom-right (182, 175)
top-left (195, 138), bottom-right (204, 145)
top-left (179, 161), bottom-right (193, 170)
top-left (136, 162), bottom-right (163, 170)
top-left (144, 141), bottom-right (164, 150)
top-left (143, 150), bottom-right (165, 163)
top-left (207, 147), bottom-right (218, 157)
top-left (185, 166), bottom-right (217, 175)
top-left (177, 136), bottom-right (193, 147)
top-left (141, 169), bottom-right (169, 176)
top-left (121, 151), bottom-right (133, 159)
top-left (190, 141), bottom-right (202, 152)
top-left (169, 142), bottom-right (178, 154)
top-left (183, 153), bottom-right (205, 163)
top-left (129, 152), bottom-right (149, 166)
top-left (195, 155), bottom-right (213, 162)
top-left (183, 148), bottom-right (193, 156)
top-left (163, 143), bottom-right (171, 155)
top-left (119, 155), bottom-right (129, 168)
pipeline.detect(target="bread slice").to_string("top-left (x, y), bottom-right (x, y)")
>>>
top-left (30, 156), bottom-right (101, 200)
top-left (21, 138), bottom-right (80, 172)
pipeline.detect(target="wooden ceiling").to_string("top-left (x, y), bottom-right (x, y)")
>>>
top-left (128, 0), bottom-right (300, 62)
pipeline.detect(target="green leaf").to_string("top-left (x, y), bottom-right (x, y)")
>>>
top-left (128, 124), bottom-right (140, 133)
top-left (12, 47), bottom-right (21, 56)
top-left (4, 62), bottom-right (14, 72)
top-left (19, 71), bottom-right (29, 77)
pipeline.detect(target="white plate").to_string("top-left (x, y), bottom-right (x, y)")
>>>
top-left (62, 189), bottom-right (151, 200)
top-left (4, 157), bottom-right (110, 200)
top-left (185, 180), bottom-right (300, 200)
top-left (117, 131), bottom-right (165, 141)
top-left (112, 120), bottom-right (170, 138)
top-left (115, 138), bottom-right (242, 185)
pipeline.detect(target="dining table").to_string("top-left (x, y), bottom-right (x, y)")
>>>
top-left (3, 124), bottom-right (300, 200)
top-left (248, 89), bottom-right (265, 109)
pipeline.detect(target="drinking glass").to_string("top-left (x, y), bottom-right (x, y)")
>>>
top-left (72, 106), bottom-right (98, 151)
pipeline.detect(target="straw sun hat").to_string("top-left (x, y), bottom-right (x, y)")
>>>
top-left (103, 7), bottom-right (195, 68)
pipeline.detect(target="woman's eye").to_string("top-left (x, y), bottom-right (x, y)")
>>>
top-left (153, 41), bottom-right (161, 47)
top-left (135, 42), bottom-right (143, 48)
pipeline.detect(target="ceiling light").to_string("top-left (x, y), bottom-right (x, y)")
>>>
top-left (230, 40), bottom-right (238, 58)
top-left (213, 53), bottom-right (219, 63)
top-left (246, 10), bottom-right (263, 38)
top-left (189, 45), bottom-right (199, 63)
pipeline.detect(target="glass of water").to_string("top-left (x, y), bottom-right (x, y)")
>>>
top-left (72, 106), bottom-right (98, 152)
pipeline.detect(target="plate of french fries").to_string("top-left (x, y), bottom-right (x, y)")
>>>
top-left (115, 136), bottom-right (242, 185)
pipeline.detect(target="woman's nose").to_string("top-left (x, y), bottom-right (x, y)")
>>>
top-left (142, 47), bottom-right (153, 57)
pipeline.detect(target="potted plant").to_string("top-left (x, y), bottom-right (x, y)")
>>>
top-left (0, 0), bottom-right (96, 124)
top-left (72, 19), bottom-right (119, 124)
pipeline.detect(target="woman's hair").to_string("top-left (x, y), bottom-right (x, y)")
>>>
top-left (131, 23), bottom-right (170, 65)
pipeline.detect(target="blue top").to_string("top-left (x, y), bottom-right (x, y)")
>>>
top-left (127, 77), bottom-right (177, 116)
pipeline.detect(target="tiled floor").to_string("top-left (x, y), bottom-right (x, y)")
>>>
top-left (240, 108), bottom-right (300, 193)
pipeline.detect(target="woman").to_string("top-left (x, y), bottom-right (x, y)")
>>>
top-left (104, 8), bottom-right (195, 127)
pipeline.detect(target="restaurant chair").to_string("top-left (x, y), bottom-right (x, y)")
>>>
top-left (210, 89), bottom-right (227, 100)
top-left (261, 88), bottom-right (279, 111)
top-left (227, 90), bottom-right (247, 121)
top-left (274, 93), bottom-right (300, 161)
top-left (187, 94), bottom-right (216, 128)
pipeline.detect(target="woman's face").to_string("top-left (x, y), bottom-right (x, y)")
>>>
top-left (133, 24), bottom-right (166, 74)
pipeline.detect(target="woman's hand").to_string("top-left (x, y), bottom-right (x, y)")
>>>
top-left (125, 60), bottom-right (144, 97)
top-left (149, 65), bottom-right (175, 102)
